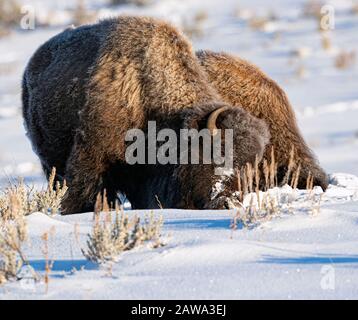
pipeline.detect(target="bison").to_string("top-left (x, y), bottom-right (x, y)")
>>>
top-left (22, 16), bottom-right (269, 214)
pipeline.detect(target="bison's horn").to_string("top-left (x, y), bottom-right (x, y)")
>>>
top-left (207, 106), bottom-right (231, 136)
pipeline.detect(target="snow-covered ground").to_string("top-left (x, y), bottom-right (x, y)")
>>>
top-left (2, 179), bottom-right (358, 299)
top-left (0, 0), bottom-right (358, 299)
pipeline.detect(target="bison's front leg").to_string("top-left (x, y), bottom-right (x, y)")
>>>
top-left (61, 135), bottom-right (108, 214)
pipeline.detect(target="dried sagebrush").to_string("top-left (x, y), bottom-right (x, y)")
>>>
top-left (82, 195), bottom-right (164, 263)
top-left (72, 0), bottom-right (97, 26)
top-left (0, 168), bottom-right (68, 219)
top-left (0, 0), bottom-right (21, 27)
top-left (0, 180), bottom-right (37, 220)
top-left (334, 51), bottom-right (356, 70)
top-left (0, 215), bottom-right (28, 284)
top-left (33, 168), bottom-right (68, 215)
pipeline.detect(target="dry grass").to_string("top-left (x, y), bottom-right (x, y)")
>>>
top-left (351, 2), bottom-right (358, 15)
top-left (321, 32), bottom-right (332, 51)
top-left (0, 213), bottom-right (30, 284)
top-left (231, 147), bottom-right (324, 229)
top-left (302, 0), bottom-right (324, 19)
top-left (72, 0), bottom-right (97, 26)
top-left (248, 16), bottom-right (271, 32)
top-left (295, 65), bottom-right (308, 79)
top-left (302, 0), bottom-right (331, 32)
top-left (0, 181), bottom-right (37, 220)
top-left (0, 0), bottom-right (21, 38)
top-left (0, 169), bottom-right (64, 285)
top-left (0, 0), bottom-right (21, 26)
top-left (0, 170), bottom-right (165, 284)
top-left (334, 50), bottom-right (356, 70)
top-left (0, 27), bottom-right (10, 38)
top-left (82, 193), bottom-right (165, 264)
top-left (0, 168), bottom-right (68, 220)
top-left (41, 230), bottom-right (54, 293)
top-left (235, 7), bottom-right (254, 21)
top-left (182, 11), bottom-right (208, 39)
top-left (246, 10), bottom-right (277, 32)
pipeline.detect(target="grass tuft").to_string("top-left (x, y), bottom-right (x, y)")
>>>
top-left (0, 212), bottom-right (29, 284)
top-left (334, 50), bottom-right (356, 70)
top-left (0, 168), bottom-right (67, 219)
top-left (231, 147), bottom-right (325, 229)
top-left (82, 193), bottom-right (165, 264)
top-left (72, 0), bottom-right (97, 26)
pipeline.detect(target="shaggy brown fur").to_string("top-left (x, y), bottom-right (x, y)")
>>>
top-left (23, 17), bottom-right (269, 214)
top-left (197, 50), bottom-right (328, 190)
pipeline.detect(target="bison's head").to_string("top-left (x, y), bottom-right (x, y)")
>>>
top-left (174, 103), bottom-right (270, 210)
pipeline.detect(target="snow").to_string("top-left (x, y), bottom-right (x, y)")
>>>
top-left (0, 0), bottom-right (358, 299)
top-left (1, 185), bottom-right (358, 299)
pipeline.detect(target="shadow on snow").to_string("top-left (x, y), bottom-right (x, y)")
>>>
top-left (28, 259), bottom-right (98, 273)
top-left (260, 254), bottom-right (358, 265)
top-left (164, 218), bottom-right (234, 230)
